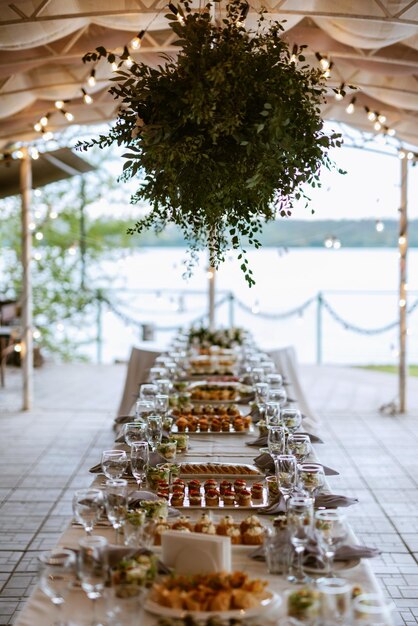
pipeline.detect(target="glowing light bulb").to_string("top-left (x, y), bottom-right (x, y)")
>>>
top-left (399, 235), bottom-right (406, 245)
top-left (324, 236), bottom-right (333, 249)
top-left (378, 114), bottom-right (386, 124)
top-left (35, 232), bottom-right (43, 241)
top-left (29, 222), bottom-right (36, 231)
top-left (14, 343), bottom-right (22, 353)
top-left (367, 111), bottom-right (376, 122)
top-left (399, 151), bottom-right (406, 159)
top-left (319, 57), bottom-right (329, 71)
top-left (375, 220), bottom-right (384, 233)
top-left (34, 122), bottom-right (42, 132)
top-left (399, 298), bottom-right (406, 307)
top-left (88, 69), bottom-right (96, 87)
top-left (111, 61), bottom-right (118, 71)
top-left (388, 128), bottom-right (396, 137)
top-left (82, 89), bottom-right (93, 104)
top-left (40, 116), bottom-right (48, 127)
top-left (34, 252), bottom-right (42, 261)
top-left (55, 100), bottom-right (65, 110)
top-left (335, 92), bottom-right (344, 101)
top-left (374, 121), bottom-right (382, 131)
top-left (49, 211), bottom-right (58, 219)
top-left (33, 329), bottom-right (41, 339)
top-left (125, 56), bottom-right (134, 68)
top-left (30, 147), bottom-right (39, 160)
top-left (346, 102), bottom-right (355, 114)
top-left (43, 131), bottom-right (54, 141)
top-left (407, 151), bottom-right (414, 160)
top-left (333, 238), bottom-right (341, 250)
top-left (64, 111), bottom-right (74, 121)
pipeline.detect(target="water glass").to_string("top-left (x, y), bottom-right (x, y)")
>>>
top-left (255, 382), bottom-right (269, 404)
top-left (135, 399), bottom-right (155, 422)
top-left (287, 495), bottom-right (314, 584)
top-left (38, 548), bottom-right (76, 626)
top-left (154, 394), bottom-right (169, 417)
top-left (251, 367), bottom-right (265, 384)
top-left (155, 378), bottom-right (172, 395)
top-left (282, 407), bottom-right (302, 433)
top-left (146, 415), bottom-right (163, 451)
top-left (318, 577), bottom-right (353, 625)
top-left (264, 533), bottom-right (290, 575)
top-left (266, 373), bottom-right (283, 389)
top-left (123, 422), bottom-right (147, 448)
top-left (78, 536), bottom-right (108, 626)
top-left (104, 479), bottom-right (128, 544)
top-left (353, 593), bottom-right (394, 625)
top-left (268, 425), bottom-right (286, 461)
top-left (265, 401), bottom-right (281, 428)
top-left (266, 475), bottom-right (280, 501)
top-left (139, 383), bottom-right (158, 402)
top-left (315, 510), bottom-right (347, 577)
top-left (260, 360), bottom-right (275, 376)
top-left (276, 454), bottom-right (298, 499)
top-left (288, 433), bottom-right (312, 462)
top-left (130, 441), bottom-right (149, 488)
top-left (149, 367), bottom-right (167, 382)
top-left (101, 450), bottom-right (128, 480)
top-left (298, 463), bottom-right (325, 496)
top-left (269, 387), bottom-right (287, 406)
top-left (72, 488), bottom-right (104, 535)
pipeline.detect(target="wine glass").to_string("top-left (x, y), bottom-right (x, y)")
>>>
top-left (130, 441), bottom-right (149, 489)
top-left (260, 360), bottom-right (275, 376)
top-left (149, 367), bottom-right (167, 382)
top-left (78, 535), bottom-right (108, 626)
top-left (269, 387), bottom-right (287, 406)
top-left (101, 450), bottom-right (128, 480)
top-left (255, 382), bottom-right (269, 419)
top-left (267, 425), bottom-right (286, 475)
top-left (38, 548), bottom-right (76, 626)
top-left (135, 399), bottom-right (154, 423)
top-left (104, 479), bottom-right (128, 545)
top-left (146, 415), bottom-right (163, 451)
top-left (139, 383), bottom-right (158, 403)
top-left (155, 378), bottom-right (172, 395)
top-left (315, 510), bottom-right (347, 577)
top-left (288, 433), bottom-right (312, 462)
top-left (154, 394), bottom-right (169, 418)
top-left (298, 463), bottom-right (325, 497)
top-left (276, 454), bottom-right (298, 504)
top-left (251, 367), bottom-right (265, 384)
top-left (72, 489), bottom-right (104, 535)
top-left (266, 373), bottom-right (283, 389)
top-left (282, 407), bottom-right (302, 434)
top-left (287, 495), bottom-right (314, 584)
top-left (265, 401), bottom-right (281, 428)
top-left (352, 593), bottom-right (394, 625)
top-left (123, 422), bottom-right (147, 448)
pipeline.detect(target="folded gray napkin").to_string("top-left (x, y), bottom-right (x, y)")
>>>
top-left (250, 541), bottom-right (380, 564)
top-left (253, 453), bottom-right (339, 476)
top-left (128, 490), bottom-right (180, 518)
top-left (258, 497), bottom-right (288, 515)
top-left (114, 415), bottom-right (135, 426)
top-left (257, 492), bottom-right (357, 515)
top-left (246, 431), bottom-right (323, 447)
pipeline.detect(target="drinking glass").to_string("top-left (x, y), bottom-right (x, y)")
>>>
top-left (282, 407), bottom-right (302, 434)
top-left (72, 488), bottom-right (104, 535)
top-left (101, 450), bottom-right (128, 480)
top-left (288, 433), bottom-right (312, 462)
top-left (78, 535), bottom-right (108, 626)
top-left (269, 387), bottom-right (287, 406)
top-left (265, 401), bottom-right (281, 428)
top-left (276, 454), bottom-right (297, 502)
top-left (251, 367), bottom-right (265, 384)
top-left (267, 426), bottom-right (286, 474)
top-left (353, 593), bottom-right (394, 625)
top-left (298, 463), bottom-right (325, 496)
top-left (287, 495), bottom-right (314, 584)
top-left (104, 479), bottom-right (128, 545)
top-left (38, 548), bottom-right (76, 626)
top-left (155, 378), bottom-right (172, 395)
top-left (139, 383), bottom-right (158, 403)
top-left (135, 399), bottom-right (154, 423)
top-left (318, 577), bottom-right (353, 625)
top-left (255, 382), bottom-right (269, 404)
top-left (146, 415), bottom-right (163, 451)
top-left (260, 360), bottom-right (275, 376)
top-left (154, 394), bottom-right (169, 417)
top-left (149, 367), bottom-right (167, 382)
top-left (123, 422), bottom-right (147, 448)
top-left (315, 510), bottom-right (347, 577)
top-left (266, 373), bottom-right (283, 389)
top-left (130, 441), bottom-right (149, 488)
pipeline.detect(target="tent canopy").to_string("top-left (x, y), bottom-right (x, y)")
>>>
top-left (0, 147), bottom-right (96, 199)
top-left (1, 0), bottom-right (418, 149)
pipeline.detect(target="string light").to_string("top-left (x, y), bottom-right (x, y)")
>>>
top-left (28, 222), bottom-right (36, 231)
top-left (366, 108), bottom-right (376, 122)
top-left (130, 30), bottom-right (145, 49)
top-left (40, 115), bottom-right (49, 127)
top-left (81, 88), bottom-right (93, 104)
top-left (68, 244), bottom-right (77, 256)
top-left (399, 298), bottom-right (406, 307)
top-left (32, 329), bottom-right (41, 340)
top-left (49, 211), bottom-right (58, 219)
top-left (322, 62), bottom-right (333, 79)
top-left (324, 235), bottom-right (341, 249)
top-left (29, 147), bottom-right (39, 160)
top-left (14, 149), bottom-right (24, 159)
top-left (60, 109), bottom-right (74, 122)
top-left (111, 61), bottom-right (118, 72)
top-left (378, 114), bottom-right (386, 124)
top-left (345, 97), bottom-right (356, 114)
top-left (42, 130), bottom-right (54, 141)
top-left (334, 82), bottom-right (345, 101)
top-left (399, 235), bottom-right (407, 245)
top-left (290, 45), bottom-right (298, 64)
top-left (374, 121), bottom-right (382, 131)
top-left (35, 232), bottom-right (43, 241)
top-left (34, 251), bottom-right (42, 261)
top-left (324, 236), bottom-right (334, 249)
top-left (14, 343), bottom-right (22, 353)
top-left (375, 219), bottom-right (384, 233)
top-left (387, 128), bottom-right (396, 137)
top-left (251, 300), bottom-right (260, 315)
top-left (55, 100), bottom-right (65, 110)
top-left (206, 269), bottom-right (214, 280)
top-left (87, 68), bottom-right (96, 87)
top-left (399, 150), bottom-right (406, 159)
top-left (125, 56), bottom-right (134, 68)
top-left (407, 151), bottom-right (414, 160)
top-left (34, 122), bottom-right (42, 132)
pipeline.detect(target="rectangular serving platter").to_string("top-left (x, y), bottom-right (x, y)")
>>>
top-left (172, 490), bottom-right (267, 510)
top-left (177, 462), bottom-right (263, 479)
top-left (170, 424), bottom-right (254, 435)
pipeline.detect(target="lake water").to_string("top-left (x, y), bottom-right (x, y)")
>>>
top-left (83, 247), bottom-right (418, 365)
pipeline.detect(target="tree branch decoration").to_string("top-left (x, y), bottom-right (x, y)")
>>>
top-left (78, 0), bottom-right (343, 286)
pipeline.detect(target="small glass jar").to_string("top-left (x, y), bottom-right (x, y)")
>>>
top-left (266, 475), bottom-right (280, 501)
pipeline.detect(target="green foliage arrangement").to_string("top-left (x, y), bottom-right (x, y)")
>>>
top-left (79, 0), bottom-right (342, 285)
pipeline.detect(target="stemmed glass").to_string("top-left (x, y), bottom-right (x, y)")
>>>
top-left (139, 383), bottom-right (158, 403)
top-left (255, 382), bottom-right (269, 419)
top-left (275, 454), bottom-right (298, 505)
top-left (282, 407), bottom-right (302, 434)
top-left (104, 478), bottom-right (128, 545)
top-left (38, 548), bottom-right (76, 626)
top-left (251, 367), bottom-right (265, 384)
top-left (287, 495), bottom-right (314, 584)
top-left (288, 433), bottom-right (312, 462)
top-left (154, 394), bottom-right (169, 418)
top-left (101, 450), bottom-right (128, 480)
top-left (146, 415), bottom-right (163, 451)
top-left (130, 441), bottom-right (149, 489)
top-left (267, 425), bottom-right (286, 475)
top-left (315, 510), bottom-right (347, 577)
top-left (123, 422), bottom-right (147, 448)
top-left (72, 489), bottom-right (104, 536)
top-left (266, 373), bottom-right (283, 389)
top-left (135, 399), bottom-right (155, 423)
top-left (298, 463), bottom-right (325, 497)
top-left (155, 378), bottom-right (172, 395)
top-left (149, 367), bottom-right (167, 382)
top-left (265, 401), bottom-right (281, 428)
top-left (269, 387), bottom-right (287, 407)
top-left (78, 535), bottom-right (108, 626)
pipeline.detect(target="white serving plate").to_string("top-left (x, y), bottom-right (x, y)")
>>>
top-left (171, 424), bottom-right (253, 435)
top-left (303, 557), bottom-right (360, 574)
top-left (178, 462), bottom-right (263, 479)
top-left (144, 590), bottom-right (280, 619)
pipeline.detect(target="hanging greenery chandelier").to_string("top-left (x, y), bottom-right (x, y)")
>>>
top-left (79, 0), bottom-right (342, 286)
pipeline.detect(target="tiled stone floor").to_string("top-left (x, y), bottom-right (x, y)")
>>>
top-left (1, 361), bottom-right (418, 625)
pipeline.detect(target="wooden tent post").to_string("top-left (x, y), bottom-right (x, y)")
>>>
top-left (399, 155), bottom-right (408, 413)
top-left (20, 148), bottom-right (33, 410)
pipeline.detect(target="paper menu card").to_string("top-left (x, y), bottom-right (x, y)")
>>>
top-left (161, 531), bottom-right (231, 575)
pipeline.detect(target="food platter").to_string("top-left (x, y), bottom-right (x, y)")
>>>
top-left (172, 487), bottom-right (268, 510)
top-left (178, 462), bottom-right (263, 479)
top-left (144, 591), bottom-right (280, 619)
top-left (171, 424), bottom-right (254, 435)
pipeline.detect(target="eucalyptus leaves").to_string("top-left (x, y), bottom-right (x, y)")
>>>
top-left (79, 0), bottom-right (342, 286)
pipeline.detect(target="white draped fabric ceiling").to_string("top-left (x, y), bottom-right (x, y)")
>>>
top-left (1, 0), bottom-right (418, 148)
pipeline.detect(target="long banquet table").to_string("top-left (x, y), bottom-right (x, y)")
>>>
top-left (14, 405), bottom-right (385, 626)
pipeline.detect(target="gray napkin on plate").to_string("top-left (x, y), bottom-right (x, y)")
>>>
top-left (258, 496), bottom-right (287, 515)
top-left (258, 492), bottom-right (357, 515)
top-left (128, 490), bottom-right (180, 518)
top-left (253, 453), bottom-right (339, 476)
top-left (89, 451), bottom-right (166, 474)
top-left (246, 431), bottom-right (323, 447)
top-left (250, 542), bottom-right (380, 565)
